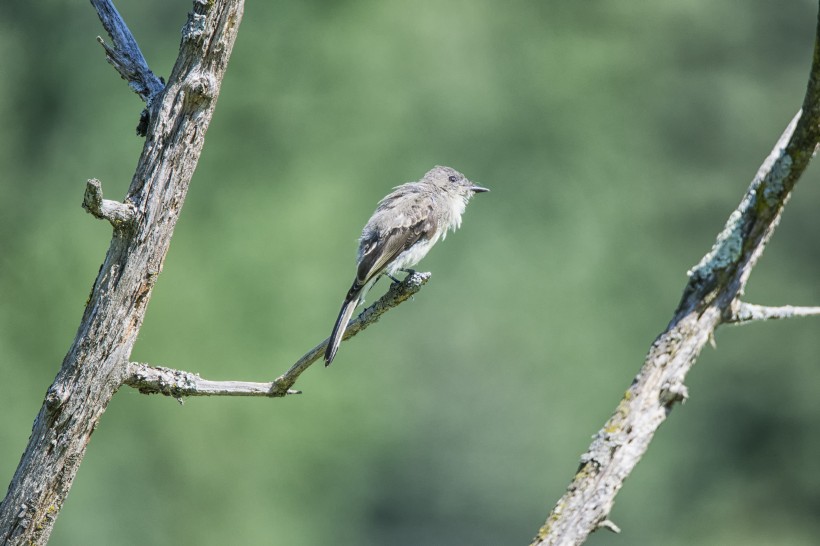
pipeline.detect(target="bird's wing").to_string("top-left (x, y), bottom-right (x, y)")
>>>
top-left (356, 207), bottom-right (436, 285)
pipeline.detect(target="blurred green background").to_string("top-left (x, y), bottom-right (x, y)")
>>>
top-left (2, 1), bottom-right (820, 544)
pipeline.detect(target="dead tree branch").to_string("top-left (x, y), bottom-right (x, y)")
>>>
top-left (124, 271), bottom-right (431, 398)
top-left (90, 0), bottom-right (165, 135)
top-left (0, 1), bottom-right (245, 544)
top-left (531, 5), bottom-right (820, 545)
top-left (90, 0), bottom-right (164, 103)
top-left (126, 364), bottom-right (302, 399)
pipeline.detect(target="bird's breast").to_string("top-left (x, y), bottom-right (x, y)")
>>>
top-left (385, 235), bottom-right (439, 275)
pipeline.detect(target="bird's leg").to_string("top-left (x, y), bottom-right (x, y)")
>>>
top-left (383, 272), bottom-right (402, 284)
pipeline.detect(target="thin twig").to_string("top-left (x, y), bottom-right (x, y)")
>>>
top-left (271, 270), bottom-right (430, 395)
top-left (726, 301), bottom-right (820, 324)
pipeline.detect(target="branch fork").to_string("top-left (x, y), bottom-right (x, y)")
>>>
top-left (90, 0), bottom-right (165, 135)
top-left (90, 0), bottom-right (164, 103)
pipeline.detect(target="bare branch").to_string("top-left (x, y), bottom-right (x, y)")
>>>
top-left (82, 178), bottom-right (137, 229)
top-left (686, 111), bottom-right (800, 289)
top-left (90, 0), bottom-right (164, 105)
top-left (125, 364), bottom-right (301, 398)
top-left (531, 6), bottom-right (820, 545)
top-left (271, 271), bottom-right (431, 396)
top-left (726, 301), bottom-right (820, 325)
top-left (123, 272), bottom-right (431, 399)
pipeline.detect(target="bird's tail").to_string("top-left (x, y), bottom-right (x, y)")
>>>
top-left (324, 285), bottom-right (362, 366)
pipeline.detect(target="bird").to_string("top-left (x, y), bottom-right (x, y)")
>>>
top-left (324, 165), bottom-right (489, 366)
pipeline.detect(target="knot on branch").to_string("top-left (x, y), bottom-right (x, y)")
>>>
top-left (183, 72), bottom-right (218, 111)
top-left (82, 179), bottom-right (137, 231)
top-left (659, 380), bottom-right (689, 409)
top-left (45, 384), bottom-right (69, 413)
top-left (189, 74), bottom-right (217, 99)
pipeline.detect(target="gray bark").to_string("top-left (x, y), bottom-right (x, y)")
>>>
top-left (531, 5), bottom-right (820, 545)
top-left (0, 1), bottom-right (245, 543)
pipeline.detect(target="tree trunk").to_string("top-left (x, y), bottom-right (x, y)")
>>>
top-left (0, 1), bottom-right (244, 543)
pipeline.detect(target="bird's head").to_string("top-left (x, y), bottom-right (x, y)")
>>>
top-left (425, 165), bottom-right (490, 197)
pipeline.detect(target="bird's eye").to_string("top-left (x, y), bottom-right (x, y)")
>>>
top-left (448, 175), bottom-right (459, 183)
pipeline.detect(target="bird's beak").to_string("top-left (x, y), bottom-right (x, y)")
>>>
top-left (470, 184), bottom-right (490, 193)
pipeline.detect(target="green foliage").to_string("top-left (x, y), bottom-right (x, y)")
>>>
top-left (2, 1), bottom-right (820, 544)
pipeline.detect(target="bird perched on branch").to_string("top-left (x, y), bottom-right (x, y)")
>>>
top-left (324, 165), bottom-right (489, 366)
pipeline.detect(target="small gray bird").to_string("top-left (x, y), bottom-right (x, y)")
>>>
top-left (324, 165), bottom-right (489, 366)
